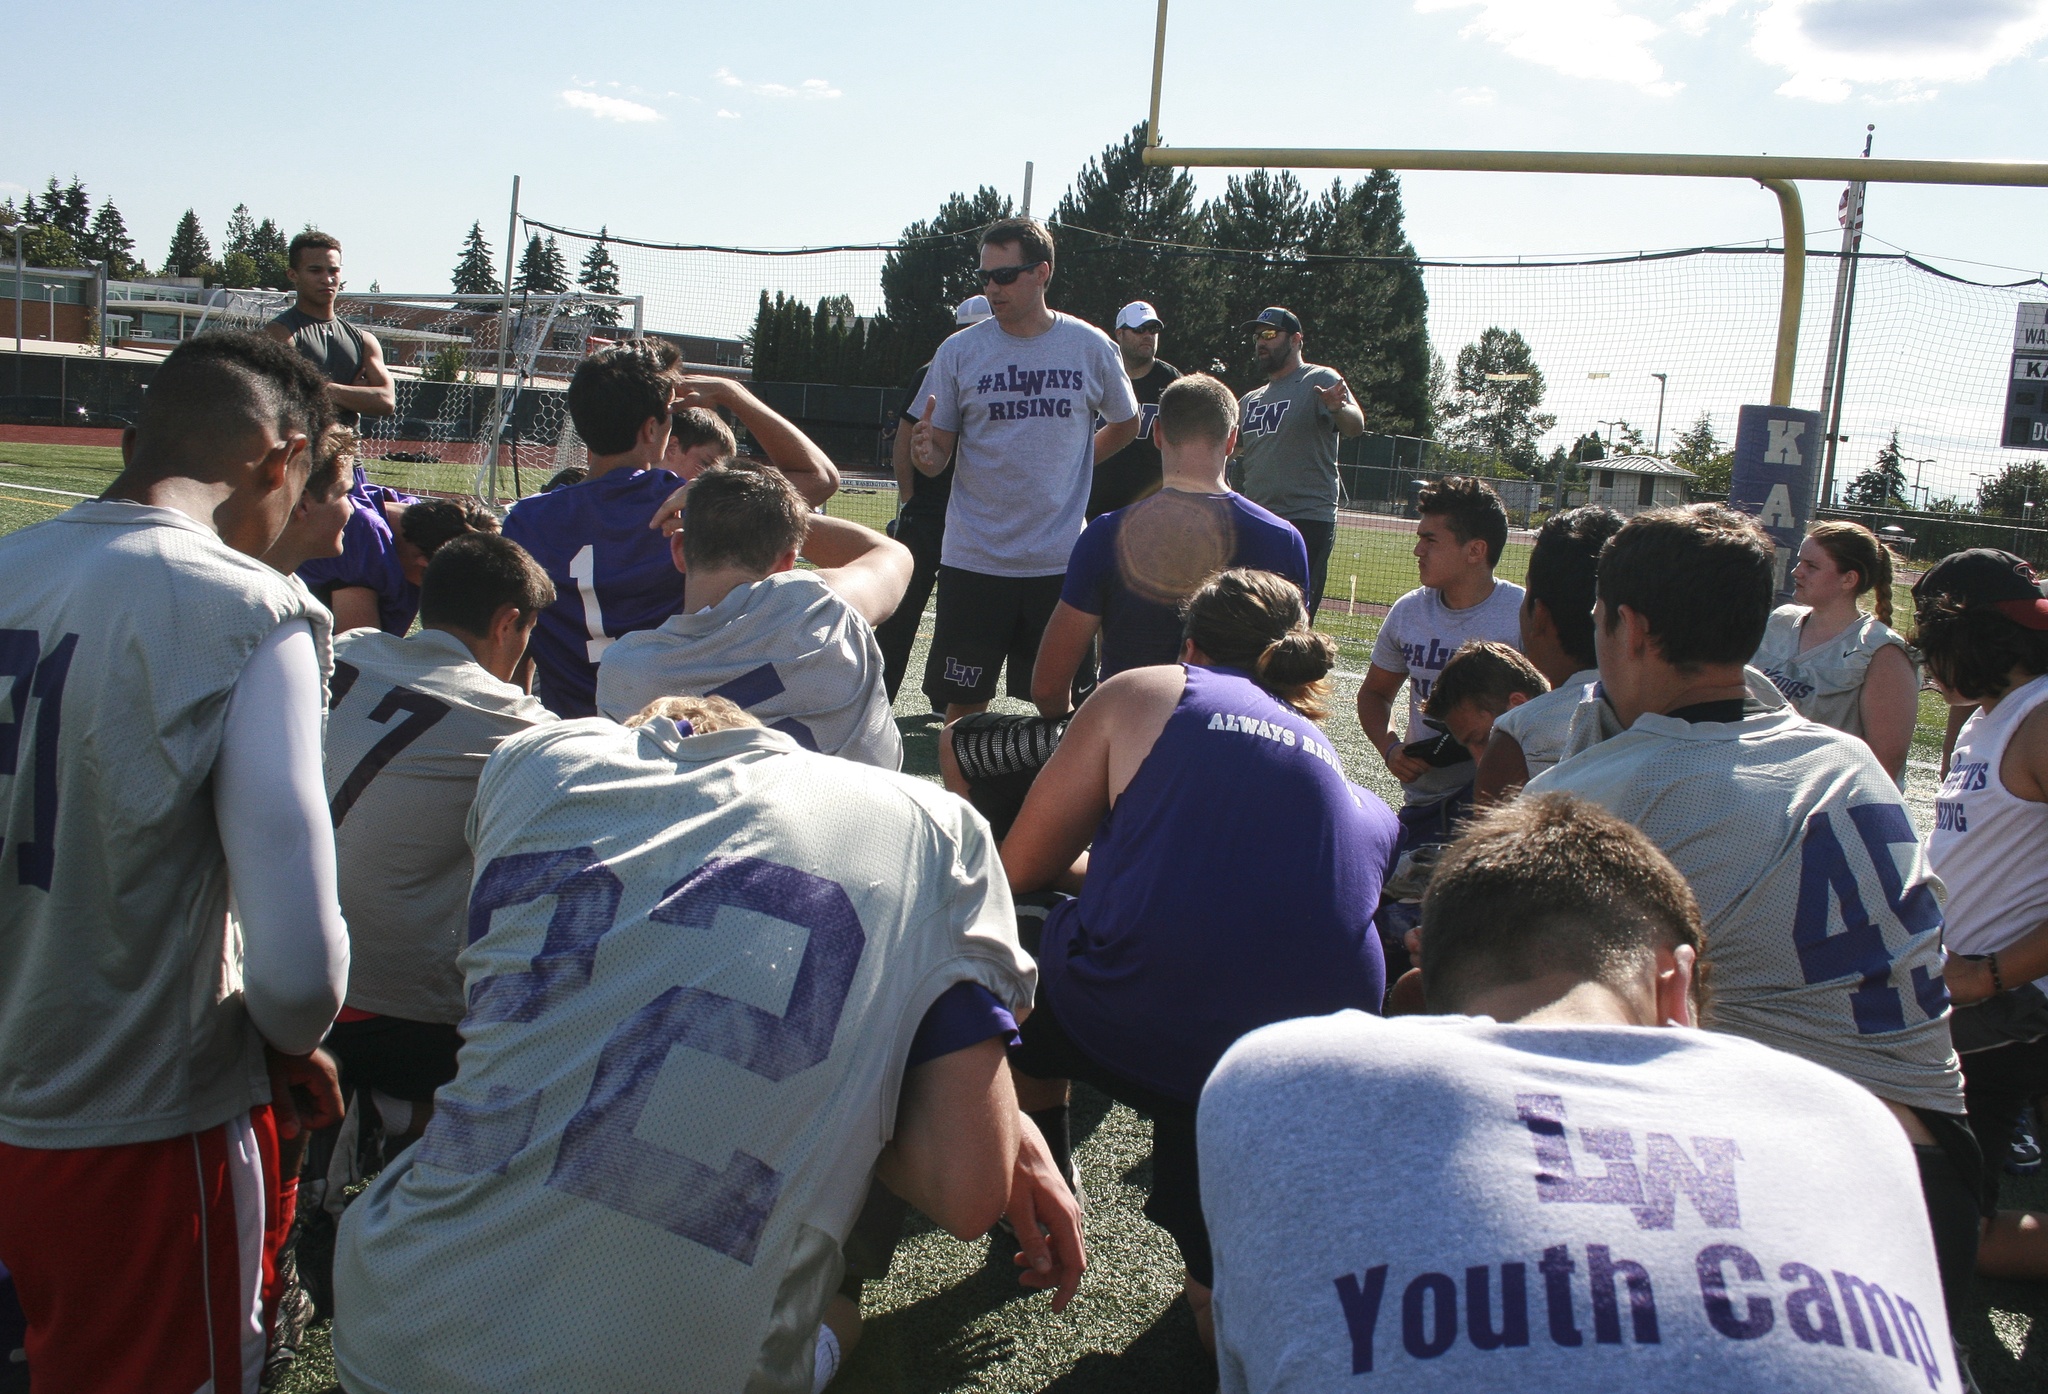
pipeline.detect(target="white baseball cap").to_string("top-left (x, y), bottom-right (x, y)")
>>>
top-left (955, 295), bottom-right (992, 325)
top-left (1115, 301), bottom-right (1164, 331)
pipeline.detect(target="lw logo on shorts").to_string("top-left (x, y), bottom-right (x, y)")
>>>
top-left (943, 657), bottom-right (984, 688)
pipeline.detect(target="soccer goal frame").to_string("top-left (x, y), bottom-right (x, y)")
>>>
top-left (1140, 0), bottom-right (2048, 408)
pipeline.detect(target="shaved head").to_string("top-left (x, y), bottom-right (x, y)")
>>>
top-left (131, 333), bottom-right (334, 483)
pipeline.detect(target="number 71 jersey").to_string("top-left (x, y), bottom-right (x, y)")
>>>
top-left (1531, 707), bottom-right (1963, 1115)
top-left (332, 718), bottom-right (1036, 1393)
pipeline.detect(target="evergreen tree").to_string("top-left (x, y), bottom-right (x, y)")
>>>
top-left (1844, 429), bottom-right (1911, 509)
top-left (21, 223), bottom-right (82, 270)
top-left (1202, 169), bottom-right (1316, 377)
top-left (576, 229), bottom-right (622, 326)
top-left (224, 204), bottom-right (257, 259)
top-left (878, 185), bottom-right (1014, 368)
top-left (514, 234), bottom-right (570, 294)
top-left (0, 197), bottom-right (18, 230)
top-left (1298, 171), bottom-right (1432, 435)
top-left (82, 202), bottom-right (139, 279)
top-left (1669, 412), bottom-right (1733, 494)
top-left (163, 209), bottom-right (212, 279)
top-left (250, 218), bottom-right (290, 289)
top-left (1437, 327), bottom-right (1556, 474)
top-left (55, 178), bottom-right (90, 242)
top-left (451, 222), bottom-right (498, 295)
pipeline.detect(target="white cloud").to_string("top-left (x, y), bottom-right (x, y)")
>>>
top-left (1451, 85), bottom-right (1498, 104)
top-left (1415, 0), bottom-right (1681, 95)
top-left (711, 67), bottom-right (842, 100)
top-left (1674, 0), bottom-right (1737, 37)
top-left (562, 89), bottom-right (662, 122)
top-left (717, 109), bottom-right (740, 120)
top-left (1752, 0), bottom-right (2048, 101)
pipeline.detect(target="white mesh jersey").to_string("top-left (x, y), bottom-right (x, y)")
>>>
top-left (596, 572), bottom-right (902, 770)
top-left (333, 719), bottom-right (1032, 1393)
top-left (1753, 605), bottom-right (1919, 741)
top-left (1530, 708), bottom-right (1963, 1114)
top-left (1489, 668), bottom-right (1599, 779)
top-left (1556, 666), bottom-right (1788, 766)
top-left (0, 501), bottom-right (332, 1148)
top-left (325, 628), bottom-right (556, 1023)
top-left (1928, 673), bottom-right (2048, 994)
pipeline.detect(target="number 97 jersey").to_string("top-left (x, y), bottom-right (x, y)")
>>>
top-left (332, 717), bottom-right (1035, 1394)
top-left (1531, 707), bottom-right (1964, 1116)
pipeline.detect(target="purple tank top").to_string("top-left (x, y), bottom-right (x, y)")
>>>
top-left (1036, 664), bottom-right (1396, 1101)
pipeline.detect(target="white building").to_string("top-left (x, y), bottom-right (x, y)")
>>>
top-left (1567, 453), bottom-right (1696, 515)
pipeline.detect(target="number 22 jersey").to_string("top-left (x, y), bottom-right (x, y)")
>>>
top-left (332, 718), bottom-right (1035, 1393)
top-left (1530, 707), bottom-right (1963, 1115)
top-left (502, 467), bottom-right (689, 718)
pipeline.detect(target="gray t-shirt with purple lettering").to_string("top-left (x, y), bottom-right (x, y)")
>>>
top-left (1200, 1012), bottom-right (1958, 1392)
top-left (917, 313), bottom-right (1138, 578)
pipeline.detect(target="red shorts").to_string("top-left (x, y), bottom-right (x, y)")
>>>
top-left (0, 1106), bottom-right (294, 1394)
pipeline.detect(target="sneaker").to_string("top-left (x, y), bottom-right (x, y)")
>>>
top-left (259, 1245), bottom-right (315, 1391)
top-left (2008, 1108), bottom-right (2043, 1176)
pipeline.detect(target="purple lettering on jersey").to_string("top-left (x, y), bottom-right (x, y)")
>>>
top-left (1586, 1244), bottom-right (1660, 1345)
top-left (1401, 1272), bottom-right (1458, 1359)
top-left (1832, 1270), bottom-right (1902, 1358)
top-left (1697, 1243), bottom-right (1775, 1340)
top-left (414, 1085), bottom-right (541, 1177)
top-left (1780, 1262), bottom-right (1845, 1345)
top-left (1539, 1244), bottom-right (1584, 1347)
top-left (1333, 1266), bottom-right (1390, 1373)
top-left (710, 662), bottom-right (786, 710)
top-left (1518, 1095), bottom-right (1642, 1205)
top-left (465, 848), bottom-right (625, 1023)
top-left (1465, 1263), bottom-right (1530, 1350)
top-left (1634, 1133), bottom-right (1743, 1230)
top-left (1518, 1094), bottom-right (1743, 1231)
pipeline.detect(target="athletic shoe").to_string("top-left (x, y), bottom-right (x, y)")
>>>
top-left (259, 1245), bottom-right (315, 1391)
top-left (2008, 1108), bottom-right (2043, 1177)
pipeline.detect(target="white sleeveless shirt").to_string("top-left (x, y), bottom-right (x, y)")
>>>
top-left (1752, 605), bottom-right (1917, 740)
top-left (1928, 672), bottom-right (2048, 995)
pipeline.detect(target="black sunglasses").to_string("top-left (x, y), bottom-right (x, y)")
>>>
top-left (978, 260), bottom-right (1046, 287)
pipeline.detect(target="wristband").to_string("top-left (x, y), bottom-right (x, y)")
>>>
top-left (1989, 952), bottom-right (2006, 994)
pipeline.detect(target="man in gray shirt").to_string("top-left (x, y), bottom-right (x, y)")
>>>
top-left (1231, 307), bottom-right (1366, 620)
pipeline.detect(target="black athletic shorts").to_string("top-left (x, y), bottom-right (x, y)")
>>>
top-left (924, 567), bottom-right (1064, 707)
top-left (1009, 995), bottom-right (1212, 1288)
top-left (949, 711), bottom-right (1070, 840)
top-left (323, 1015), bottom-right (463, 1104)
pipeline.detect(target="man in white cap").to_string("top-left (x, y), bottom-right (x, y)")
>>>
top-left (876, 296), bottom-right (994, 704)
top-left (1088, 301), bottom-right (1182, 520)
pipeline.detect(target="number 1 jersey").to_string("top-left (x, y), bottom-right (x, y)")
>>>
top-left (332, 718), bottom-right (1035, 1393)
top-left (502, 467), bottom-right (690, 718)
top-left (1529, 707), bottom-right (1963, 1115)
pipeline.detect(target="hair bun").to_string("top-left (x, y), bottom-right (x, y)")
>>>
top-left (1255, 629), bottom-right (1337, 688)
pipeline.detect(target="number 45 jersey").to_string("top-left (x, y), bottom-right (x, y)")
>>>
top-left (1530, 707), bottom-right (1964, 1115)
top-left (333, 717), bottom-right (1036, 1394)
top-left (325, 628), bottom-right (556, 1024)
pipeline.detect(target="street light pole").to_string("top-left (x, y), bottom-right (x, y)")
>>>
top-left (1651, 373), bottom-right (1668, 454)
top-left (1598, 419), bottom-right (1626, 452)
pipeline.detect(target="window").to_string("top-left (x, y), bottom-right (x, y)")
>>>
top-left (1639, 475), bottom-right (1656, 506)
top-left (1599, 470), bottom-right (1615, 489)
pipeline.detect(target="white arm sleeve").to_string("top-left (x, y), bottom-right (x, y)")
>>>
top-left (217, 618), bottom-right (349, 1055)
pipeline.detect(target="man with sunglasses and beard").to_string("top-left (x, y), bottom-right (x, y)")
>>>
top-left (910, 217), bottom-right (1140, 722)
top-left (1230, 307), bottom-right (1367, 623)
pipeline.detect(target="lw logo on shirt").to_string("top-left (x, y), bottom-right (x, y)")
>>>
top-left (1137, 402), bottom-right (1160, 440)
top-left (1517, 1094), bottom-right (1741, 1230)
top-left (976, 365), bottom-right (1083, 419)
top-left (1242, 397), bottom-right (1293, 437)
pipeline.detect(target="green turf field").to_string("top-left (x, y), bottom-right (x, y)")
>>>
top-left (2, 442), bottom-right (2041, 1391)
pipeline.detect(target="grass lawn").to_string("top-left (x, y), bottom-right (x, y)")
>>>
top-left (3, 442), bottom-right (2040, 1391)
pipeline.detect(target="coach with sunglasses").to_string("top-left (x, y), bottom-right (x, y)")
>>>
top-left (1231, 307), bottom-right (1367, 622)
top-left (911, 217), bottom-right (1141, 721)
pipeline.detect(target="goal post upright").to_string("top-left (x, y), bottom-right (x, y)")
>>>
top-left (1139, 0), bottom-right (2048, 409)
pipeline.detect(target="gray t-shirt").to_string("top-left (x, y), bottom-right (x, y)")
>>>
top-left (1369, 580), bottom-right (1527, 804)
top-left (1234, 363), bottom-right (1343, 524)
top-left (918, 313), bottom-right (1139, 577)
top-left (1201, 1011), bottom-right (1957, 1393)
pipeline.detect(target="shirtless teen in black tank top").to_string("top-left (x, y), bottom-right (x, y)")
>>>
top-left (263, 231), bottom-right (394, 427)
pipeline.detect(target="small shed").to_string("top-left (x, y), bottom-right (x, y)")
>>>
top-left (1571, 453), bottom-right (1696, 514)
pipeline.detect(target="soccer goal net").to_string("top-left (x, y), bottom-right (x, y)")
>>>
top-left (192, 288), bottom-right (640, 505)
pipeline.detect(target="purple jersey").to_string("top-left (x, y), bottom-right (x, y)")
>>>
top-left (502, 467), bottom-right (689, 717)
top-left (1060, 490), bottom-right (1309, 680)
top-left (299, 466), bottom-right (420, 635)
top-left (1037, 664), bottom-right (1395, 1101)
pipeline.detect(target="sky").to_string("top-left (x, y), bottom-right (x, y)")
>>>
top-left (10, 0), bottom-right (2048, 495)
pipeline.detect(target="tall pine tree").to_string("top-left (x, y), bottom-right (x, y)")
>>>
top-left (163, 209), bottom-right (212, 279)
top-left (576, 229), bottom-right (622, 326)
top-left (514, 233), bottom-right (570, 294)
top-left (451, 222), bottom-right (499, 294)
top-left (82, 202), bottom-right (140, 279)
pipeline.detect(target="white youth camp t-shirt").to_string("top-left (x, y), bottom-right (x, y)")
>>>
top-left (1369, 580), bottom-right (1526, 803)
top-left (917, 313), bottom-right (1139, 578)
top-left (1200, 1012), bottom-right (1958, 1393)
